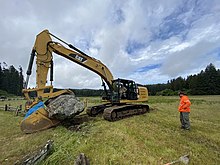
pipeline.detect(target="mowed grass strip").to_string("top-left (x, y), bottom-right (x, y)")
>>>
top-left (0, 96), bottom-right (219, 164)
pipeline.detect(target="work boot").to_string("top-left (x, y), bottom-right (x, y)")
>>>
top-left (185, 127), bottom-right (190, 131)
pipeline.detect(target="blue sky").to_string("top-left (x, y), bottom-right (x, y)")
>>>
top-left (0, 0), bottom-right (220, 88)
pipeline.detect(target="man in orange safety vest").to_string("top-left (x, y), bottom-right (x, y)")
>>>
top-left (178, 91), bottom-right (191, 130)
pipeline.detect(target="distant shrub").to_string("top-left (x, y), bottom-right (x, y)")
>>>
top-left (156, 89), bottom-right (177, 96)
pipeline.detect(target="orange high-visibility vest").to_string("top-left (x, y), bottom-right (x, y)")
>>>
top-left (178, 95), bottom-right (191, 112)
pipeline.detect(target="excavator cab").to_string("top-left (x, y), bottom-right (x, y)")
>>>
top-left (111, 79), bottom-right (138, 103)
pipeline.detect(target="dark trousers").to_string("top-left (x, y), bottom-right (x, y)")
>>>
top-left (180, 112), bottom-right (190, 129)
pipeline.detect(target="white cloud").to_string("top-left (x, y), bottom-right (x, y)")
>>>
top-left (0, 0), bottom-right (220, 90)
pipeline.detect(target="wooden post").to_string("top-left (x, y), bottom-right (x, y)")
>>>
top-left (5, 104), bottom-right (8, 111)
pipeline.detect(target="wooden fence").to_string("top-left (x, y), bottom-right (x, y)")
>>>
top-left (0, 97), bottom-right (25, 101)
top-left (0, 104), bottom-right (23, 116)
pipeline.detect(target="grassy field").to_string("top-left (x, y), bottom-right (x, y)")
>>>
top-left (0, 96), bottom-right (219, 164)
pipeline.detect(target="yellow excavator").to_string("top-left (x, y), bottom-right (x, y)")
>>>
top-left (21, 29), bottom-right (149, 133)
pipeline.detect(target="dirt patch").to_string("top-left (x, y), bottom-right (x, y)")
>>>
top-left (61, 114), bottom-right (95, 132)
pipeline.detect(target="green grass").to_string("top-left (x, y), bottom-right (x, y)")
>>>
top-left (0, 96), bottom-right (219, 164)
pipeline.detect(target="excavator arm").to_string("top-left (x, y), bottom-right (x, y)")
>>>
top-left (23, 29), bottom-right (114, 102)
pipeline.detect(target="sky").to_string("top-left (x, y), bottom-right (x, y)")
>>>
top-left (0, 0), bottom-right (220, 89)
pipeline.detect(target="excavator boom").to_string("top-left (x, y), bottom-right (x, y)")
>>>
top-left (25, 30), bottom-right (113, 91)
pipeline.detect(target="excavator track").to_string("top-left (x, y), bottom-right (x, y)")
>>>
top-left (103, 104), bottom-right (149, 121)
top-left (86, 103), bottom-right (111, 116)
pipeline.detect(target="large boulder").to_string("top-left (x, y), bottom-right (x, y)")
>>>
top-left (47, 94), bottom-right (84, 120)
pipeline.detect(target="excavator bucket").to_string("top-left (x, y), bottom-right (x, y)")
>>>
top-left (20, 107), bottom-right (60, 134)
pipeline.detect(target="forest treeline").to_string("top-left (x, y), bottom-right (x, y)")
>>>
top-left (146, 63), bottom-right (220, 95)
top-left (0, 62), bottom-right (220, 97)
top-left (0, 62), bottom-right (24, 96)
top-left (0, 62), bottom-right (104, 97)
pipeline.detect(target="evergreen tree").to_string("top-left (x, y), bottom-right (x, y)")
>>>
top-left (204, 63), bottom-right (218, 94)
top-left (8, 65), bottom-right (18, 94)
top-left (174, 77), bottom-right (186, 91)
top-left (18, 66), bottom-right (24, 95)
top-left (0, 62), bottom-right (25, 96)
top-left (187, 75), bottom-right (197, 94)
top-left (2, 67), bottom-right (9, 93)
top-left (217, 69), bottom-right (220, 94)
top-left (0, 63), bottom-right (2, 90)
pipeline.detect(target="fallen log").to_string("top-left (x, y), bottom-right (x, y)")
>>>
top-left (15, 140), bottom-right (53, 165)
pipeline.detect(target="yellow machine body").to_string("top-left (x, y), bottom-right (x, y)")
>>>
top-left (21, 29), bottom-right (149, 133)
